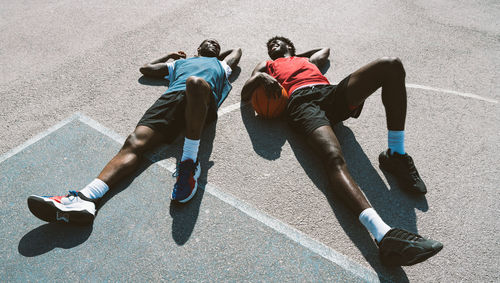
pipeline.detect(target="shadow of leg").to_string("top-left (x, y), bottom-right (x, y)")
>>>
top-left (286, 123), bottom-right (410, 282)
top-left (168, 121), bottom-right (217, 245)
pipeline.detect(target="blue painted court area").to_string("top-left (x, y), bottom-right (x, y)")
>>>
top-left (0, 115), bottom-right (378, 282)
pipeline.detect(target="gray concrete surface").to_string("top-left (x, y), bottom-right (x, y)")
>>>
top-left (1, 0), bottom-right (499, 282)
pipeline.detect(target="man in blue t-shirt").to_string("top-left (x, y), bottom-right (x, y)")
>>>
top-left (27, 39), bottom-right (242, 224)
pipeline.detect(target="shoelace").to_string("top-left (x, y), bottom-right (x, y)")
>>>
top-left (64, 190), bottom-right (79, 201)
top-left (404, 155), bottom-right (420, 183)
top-left (392, 229), bottom-right (422, 242)
top-left (172, 161), bottom-right (194, 185)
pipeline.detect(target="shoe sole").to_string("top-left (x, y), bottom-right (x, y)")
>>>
top-left (381, 244), bottom-right (444, 266)
top-left (405, 244), bottom-right (444, 266)
top-left (173, 163), bottom-right (201, 204)
top-left (27, 196), bottom-right (95, 225)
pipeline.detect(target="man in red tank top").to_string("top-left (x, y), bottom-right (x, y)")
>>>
top-left (242, 36), bottom-right (442, 267)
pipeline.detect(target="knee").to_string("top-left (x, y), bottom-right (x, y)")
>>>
top-left (122, 132), bottom-right (148, 154)
top-left (186, 76), bottom-right (211, 96)
top-left (378, 57), bottom-right (405, 79)
top-left (324, 148), bottom-right (346, 170)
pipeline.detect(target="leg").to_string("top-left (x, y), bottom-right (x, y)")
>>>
top-left (97, 125), bottom-right (163, 187)
top-left (171, 76), bottom-right (211, 203)
top-left (344, 58), bottom-right (426, 193)
top-left (345, 57), bottom-right (407, 131)
top-left (307, 125), bottom-right (371, 215)
top-left (307, 125), bottom-right (443, 266)
top-left (184, 76), bottom-right (212, 140)
top-left (26, 126), bottom-right (163, 225)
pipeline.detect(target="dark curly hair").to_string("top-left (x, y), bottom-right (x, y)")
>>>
top-left (267, 36), bottom-right (296, 56)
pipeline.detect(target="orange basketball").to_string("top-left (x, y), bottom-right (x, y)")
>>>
top-left (251, 85), bottom-right (288, 119)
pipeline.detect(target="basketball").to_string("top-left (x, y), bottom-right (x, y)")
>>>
top-left (251, 85), bottom-right (288, 119)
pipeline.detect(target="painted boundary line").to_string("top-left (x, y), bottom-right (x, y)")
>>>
top-left (77, 113), bottom-right (381, 282)
top-left (406, 84), bottom-right (498, 104)
top-left (0, 113), bottom-right (381, 282)
top-left (0, 115), bottom-right (78, 164)
top-left (216, 84), bottom-right (497, 121)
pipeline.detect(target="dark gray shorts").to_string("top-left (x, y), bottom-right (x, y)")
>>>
top-left (286, 75), bottom-right (363, 136)
top-left (137, 90), bottom-right (217, 143)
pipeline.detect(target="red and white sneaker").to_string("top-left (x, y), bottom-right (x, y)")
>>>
top-left (27, 191), bottom-right (96, 225)
top-left (171, 159), bottom-right (201, 203)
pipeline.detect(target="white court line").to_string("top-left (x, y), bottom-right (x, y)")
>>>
top-left (216, 84), bottom-right (497, 120)
top-left (0, 113), bottom-right (380, 282)
top-left (0, 82), bottom-right (490, 281)
top-left (217, 101), bottom-right (243, 116)
top-left (0, 114), bottom-right (79, 164)
top-left (406, 83), bottom-right (498, 104)
top-left (203, 184), bottom-right (380, 282)
top-left (74, 113), bottom-right (380, 282)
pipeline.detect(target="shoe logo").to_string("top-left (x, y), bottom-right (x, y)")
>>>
top-left (56, 211), bottom-right (70, 223)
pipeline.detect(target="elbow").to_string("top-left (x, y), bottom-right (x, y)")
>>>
top-left (241, 84), bottom-right (253, 101)
top-left (232, 48), bottom-right (243, 68)
top-left (236, 48), bottom-right (243, 60)
top-left (241, 88), bottom-right (250, 101)
top-left (139, 64), bottom-right (150, 75)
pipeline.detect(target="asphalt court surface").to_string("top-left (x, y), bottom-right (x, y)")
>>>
top-left (0, 116), bottom-right (378, 282)
top-left (1, 0), bottom-right (499, 282)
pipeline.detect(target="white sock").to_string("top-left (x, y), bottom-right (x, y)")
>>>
top-left (80, 178), bottom-right (109, 199)
top-left (359, 208), bottom-right (391, 243)
top-left (388, 130), bottom-right (405, 155)
top-left (181, 137), bottom-right (200, 162)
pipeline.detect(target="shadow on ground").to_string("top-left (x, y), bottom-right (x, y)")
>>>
top-left (18, 119), bottom-right (218, 256)
top-left (18, 223), bottom-right (93, 257)
top-left (138, 75), bottom-right (170, 87)
top-left (241, 102), bottom-right (431, 282)
top-left (160, 122), bottom-right (217, 246)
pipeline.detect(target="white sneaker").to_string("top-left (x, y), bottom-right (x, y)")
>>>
top-left (27, 191), bottom-right (96, 225)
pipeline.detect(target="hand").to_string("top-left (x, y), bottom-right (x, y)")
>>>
top-left (170, 51), bottom-right (187, 60)
top-left (260, 73), bottom-right (282, 99)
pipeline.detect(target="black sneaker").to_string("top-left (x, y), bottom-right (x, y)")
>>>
top-left (378, 228), bottom-right (443, 266)
top-left (379, 149), bottom-right (427, 194)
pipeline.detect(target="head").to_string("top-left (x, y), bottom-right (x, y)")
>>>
top-left (267, 36), bottom-right (295, 60)
top-left (197, 39), bottom-right (221, 57)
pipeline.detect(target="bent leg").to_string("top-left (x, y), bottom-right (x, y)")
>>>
top-left (184, 76), bottom-right (212, 140)
top-left (345, 57), bottom-right (407, 131)
top-left (170, 76), bottom-right (211, 202)
top-left (307, 125), bottom-right (371, 215)
top-left (97, 125), bottom-right (163, 187)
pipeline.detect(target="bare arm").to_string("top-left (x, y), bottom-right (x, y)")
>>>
top-left (241, 61), bottom-right (281, 101)
top-left (218, 48), bottom-right (243, 70)
top-left (296, 47), bottom-right (330, 68)
top-left (139, 51), bottom-right (186, 79)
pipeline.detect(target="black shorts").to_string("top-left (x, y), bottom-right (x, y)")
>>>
top-left (286, 75), bottom-right (364, 136)
top-left (137, 90), bottom-right (217, 143)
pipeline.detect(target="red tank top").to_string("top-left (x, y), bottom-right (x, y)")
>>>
top-left (266, 57), bottom-right (330, 95)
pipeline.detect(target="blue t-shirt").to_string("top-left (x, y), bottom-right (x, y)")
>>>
top-left (165, 57), bottom-right (232, 108)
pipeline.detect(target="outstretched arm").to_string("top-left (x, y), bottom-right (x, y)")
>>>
top-left (219, 48), bottom-right (243, 70)
top-left (296, 47), bottom-right (330, 68)
top-left (241, 61), bottom-right (281, 101)
top-left (139, 51), bottom-right (186, 79)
